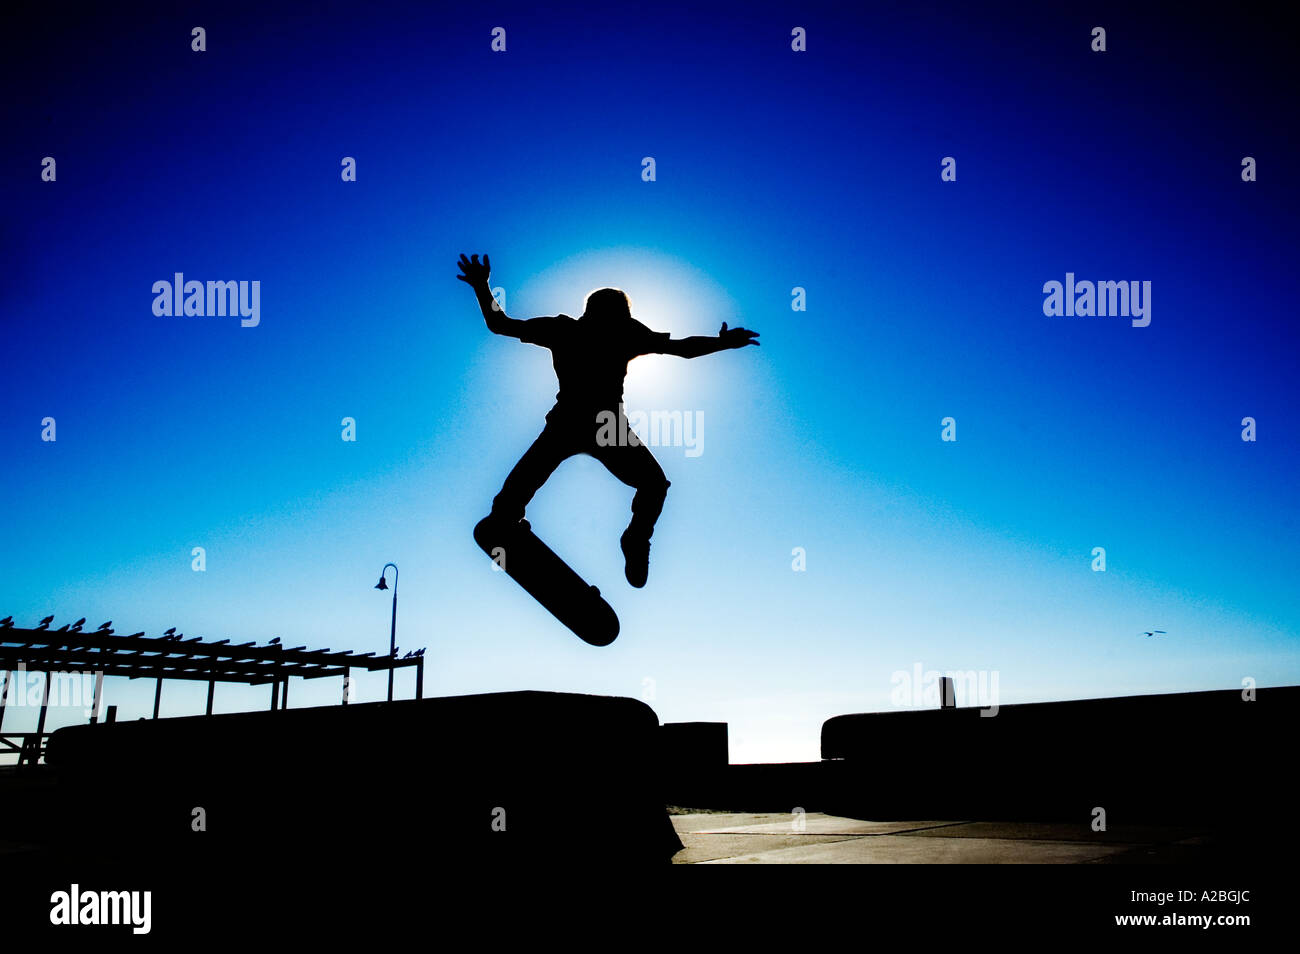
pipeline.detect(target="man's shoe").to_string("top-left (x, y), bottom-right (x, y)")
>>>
top-left (620, 528), bottom-right (651, 588)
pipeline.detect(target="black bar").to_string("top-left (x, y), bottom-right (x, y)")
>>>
top-left (31, 671), bottom-right (51, 764)
top-left (89, 671), bottom-right (104, 724)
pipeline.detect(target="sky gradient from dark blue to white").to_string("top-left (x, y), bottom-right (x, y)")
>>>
top-left (2, 1), bottom-right (1296, 761)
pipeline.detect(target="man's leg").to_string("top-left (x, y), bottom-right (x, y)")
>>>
top-left (588, 433), bottom-right (670, 587)
top-left (490, 422), bottom-right (574, 523)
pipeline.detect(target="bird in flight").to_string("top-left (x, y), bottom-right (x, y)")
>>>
top-left (1140, 630), bottom-right (1168, 637)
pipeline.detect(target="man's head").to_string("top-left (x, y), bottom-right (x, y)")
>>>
top-left (582, 288), bottom-right (632, 323)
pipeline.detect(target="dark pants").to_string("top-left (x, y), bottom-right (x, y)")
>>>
top-left (492, 409), bottom-right (670, 537)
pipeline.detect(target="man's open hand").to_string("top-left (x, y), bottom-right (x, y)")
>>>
top-left (456, 253), bottom-right (491, 287)
top-left (719, 322), bottom-right (760, 349)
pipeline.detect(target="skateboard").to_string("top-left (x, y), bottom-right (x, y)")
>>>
top-left (474, 516), bottom-right (620, 646)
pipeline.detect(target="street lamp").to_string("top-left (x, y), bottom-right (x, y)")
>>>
top-left (375, 562), bottom-right (398, 701)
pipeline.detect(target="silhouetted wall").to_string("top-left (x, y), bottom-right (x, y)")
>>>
top-left (46, 691), bottom-right (681, 867)
top-left (822, 686), bottom-right (1299, 824)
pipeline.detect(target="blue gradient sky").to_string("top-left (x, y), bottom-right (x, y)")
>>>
top-left (2, 1), bottom-right (1296, 761)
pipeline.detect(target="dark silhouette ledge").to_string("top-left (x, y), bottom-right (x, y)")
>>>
top-left (44, 690), bottom-right (681, 867)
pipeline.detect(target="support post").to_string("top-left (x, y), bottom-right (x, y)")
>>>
top-left (0, 670), bottom-right (10, 734)
top-left (89, 670), bottom-right (104, 724)
top-left (416, 658), bottom-right (424, 700)
top-left (153, 678), bottom-right (162, 719)
top-left (342, 668), bottom-right (351, 705)
top-left (34, 671), bottom-right (51, 738)
top-left (30, 671), bottom-right (52, 766)
top-left (387, 591), bottom-right (397, 703)
top-left (205, 677), bottom-right (215, 716)
top-left (271, 680), bottom-right (279, 711)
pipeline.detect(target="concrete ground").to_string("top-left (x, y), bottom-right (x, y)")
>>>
top-left (670, 811), bottom-right (1213, 864)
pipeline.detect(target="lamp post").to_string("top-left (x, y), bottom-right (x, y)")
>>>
top-left (375, 562), bottom-right (398, 701)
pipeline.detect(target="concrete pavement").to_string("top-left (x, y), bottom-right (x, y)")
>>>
top-left (670, 812), bottom-right (1212, 864)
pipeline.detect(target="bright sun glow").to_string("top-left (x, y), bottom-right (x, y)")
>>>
top-left (512, 247), bottom-right (741, 401)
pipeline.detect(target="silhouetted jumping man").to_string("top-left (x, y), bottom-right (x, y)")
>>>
top-left (458, 252), bottom-right (759, 587)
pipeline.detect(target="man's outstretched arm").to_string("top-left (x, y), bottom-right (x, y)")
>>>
top-left (456, 252), bottom-right (524, 336)
top-left (662, 322), bottom-right (760, 358)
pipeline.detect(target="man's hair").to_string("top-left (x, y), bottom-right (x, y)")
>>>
top-left (582, 287), bottom-right (632, 322)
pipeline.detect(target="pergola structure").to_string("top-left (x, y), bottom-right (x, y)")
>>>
top-left (0, 616), bottom-right (424, 766)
